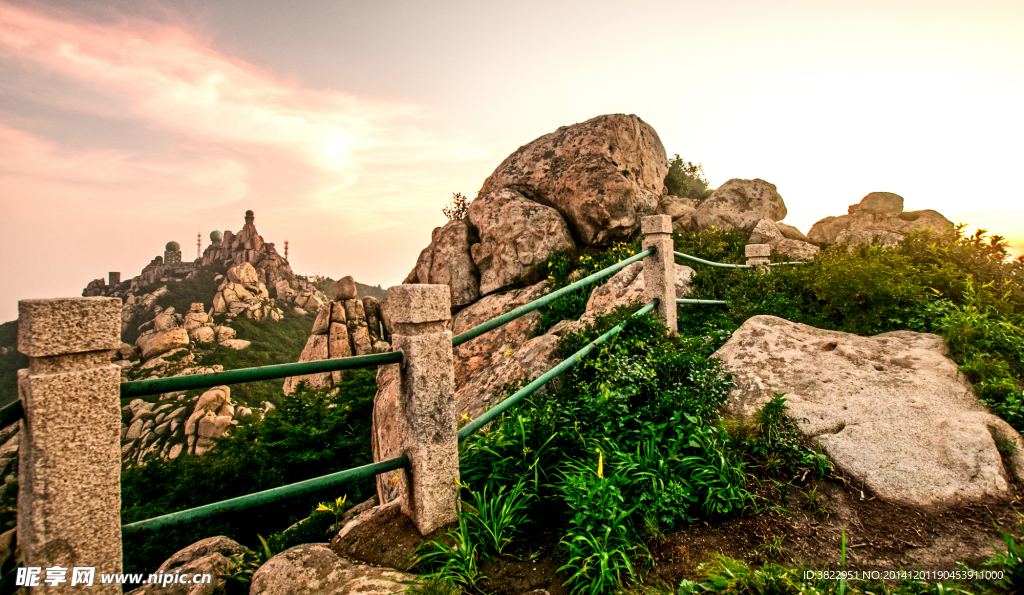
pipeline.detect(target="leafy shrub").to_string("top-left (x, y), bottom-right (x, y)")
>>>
top-left (121, 372), bottom-right (378, 575)
top-left (534, 240), bottom-right (643, 333)
top-left (458, 306), bottom-right (751, 593)
top-left (443, 192), bottom-right (473, 222)
top-left (664, 155), bottom-right (714, 204)
top-left (729, 394), bottom-right (833, 480)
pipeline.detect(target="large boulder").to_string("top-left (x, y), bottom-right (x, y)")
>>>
top-left (479, 114), bottom-right (670, 246)
top-left (126, 536), bottom-right (246, 595)
top-left (468, 188), bottom-right (575, 295)
top-left (713, 315), bottom-right (1024, 509)
top-left (403, 219), bottom-right (480, 307)
top-left (807, 192), bottom-right (954, 248)
top-left (694, 178), bottom-right (787, 232)
top-left (250, 543), bottom-right (413, 595)
top-left (226, 262), bottom-right (260, 286)
top-left (137, 328), bottom-right (190, 361)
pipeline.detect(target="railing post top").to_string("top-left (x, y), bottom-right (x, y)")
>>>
top-left (745, 244), bottom-right (771, 258)
top-left (18, 297), bottom-right (122, 358)
top-left (640, 214), bottom-right (672, 235)
top-left (387, 284), bottom-right (451, 324)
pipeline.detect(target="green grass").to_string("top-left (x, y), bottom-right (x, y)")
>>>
top-left (195, 308), bottom-right (315, 407)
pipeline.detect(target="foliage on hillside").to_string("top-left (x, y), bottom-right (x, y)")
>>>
top-left (121, 371), bottom-right (378, 577)
top-left (194, 308), bottom-right (315, 407)
top-left (673, 224), bottom-right (1024, 431)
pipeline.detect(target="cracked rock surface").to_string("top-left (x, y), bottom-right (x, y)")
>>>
top-left (713, 315), bottom-right (1024, 509)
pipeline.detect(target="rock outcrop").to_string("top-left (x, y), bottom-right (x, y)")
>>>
top-left (126, 536), bottom-right (248, 595)
top-left (468, 188), bottom-right (575, 296)
top-left (250, 543), bottom-right (413, 595)
top-left (120, 385), bottom-right (250, 464)
top-left (694, 178), bottom-right (788, 232)
top-left (479, 113), bottom-right (670, 246)
top-left (211, 263), bottom-right (282, 321)
top-left (713, 315), bottom-right (1024, 509)
top-left (402, 220), bottom-right (481, 307)
top-left (282, 279), bottom-right (390, 395)
top-left (808, 192), bottom-right (954, 248)
top-left (200, 210), bottom-right (295, 289)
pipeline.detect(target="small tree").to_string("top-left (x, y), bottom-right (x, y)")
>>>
top-left (443, 192), bottom-right (472, 222)
top-left (664, 155), bottom-right (713, 203)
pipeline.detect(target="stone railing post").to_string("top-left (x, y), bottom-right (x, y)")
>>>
top-left (746, 244), bottom-right (771, 268)
top-left (641, 215), bottom-right (677, 336)
top-left (384, 285), bottom-right (458, 535)
top-left (17, 298), bottom-right (122, 591)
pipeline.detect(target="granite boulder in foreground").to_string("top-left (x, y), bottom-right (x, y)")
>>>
top-left (713, 315), bottom-right (1024, 509)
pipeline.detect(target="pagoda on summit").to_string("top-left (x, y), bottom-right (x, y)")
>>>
top-left (201, 210), bottom-right (294, 288)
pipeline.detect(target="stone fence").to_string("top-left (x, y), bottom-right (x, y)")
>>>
top-left (11, 214), bottom-right (774, 582)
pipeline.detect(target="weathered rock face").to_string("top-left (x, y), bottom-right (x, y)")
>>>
top-left (659, 194), bottom-right (698, 231)
top-left (584, 261), bottom-right (694, 320)
top-left (694, 178), bottom-right (788, 232)
top-left (770, 237), bottom-right (820, 261)
top-left (211, 263), bottom-right (281, 321)
top-left (450, 281), bottom-right (550, 394)
top-left (713, 315), bottom-right (1024, 509)
top-left (137, 328), bottom-right (190, 361)
top-left (479, 114), bottom-right (670, 246)
top-left (402, 220), bottom-right (480, 307)
top-left (183, 302), bottom-right (216, 343)
top-left (468, 188), bottom-right (575, 295)
top-left (184, 386), bottom-right (237, 456)
top-left (250, 543), bottom-right (413, 595)
top-left (807, 192), bottom-right (954, 248)
top-left (126, 536), bottom-right (249, 595)
top-left (283, 297), bottom-right (390, 395)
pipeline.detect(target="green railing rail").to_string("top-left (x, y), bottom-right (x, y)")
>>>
top-left (457, 300), bottom-right (658, 440)
top-left (452, 248), bottom-right (654, 347)
top-left (0, 400), bottom-right (23, 428)
top-left (677, 299), bottom-right (727, 305)
top-left (674, 250), bottom-right (805, 269)
top-left (674, 251), bottom-right (752, 269)
top-left (120, 351), bottom-right (403, 399)
top-left (122, 455), bottom-right (409, 537)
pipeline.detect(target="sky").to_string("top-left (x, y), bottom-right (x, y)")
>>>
top-left (1, 0), bottom-right (1022, 322)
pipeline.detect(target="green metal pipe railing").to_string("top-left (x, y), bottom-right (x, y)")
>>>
top-left (120, 351), bottom-right (403, 399)
top-left (451, 248), bottom-right (654, 348)
top-left (677, 299), bottom-right (728, 305)
top-left (0, 400), bottom-right (23, 428)
top-left (457, 300), bottom-right (658, 441)
top-left (674, 251), bottom-right (752, 269)
top-left (122, 454), bottom-right (409, 536)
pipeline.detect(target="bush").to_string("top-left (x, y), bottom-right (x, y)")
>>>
top-left (534, 239), bottom-right (643, 334)
top-left (121, 371), bottom-right (378, 575)
top-left (443, 192), bottom-right (473, 222)
top-left (664, 155), bottom-right (714, 204)
top-left (454, 306), bottom-right (752, 593)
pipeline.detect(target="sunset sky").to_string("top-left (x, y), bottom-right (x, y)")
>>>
top-left (2, 0), bottom-right (1022, 321)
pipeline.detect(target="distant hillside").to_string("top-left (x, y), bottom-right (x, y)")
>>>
top-left (312, 278), bottom-right (389, 301)
top-left (0, 321), bottom-right (26, 407)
